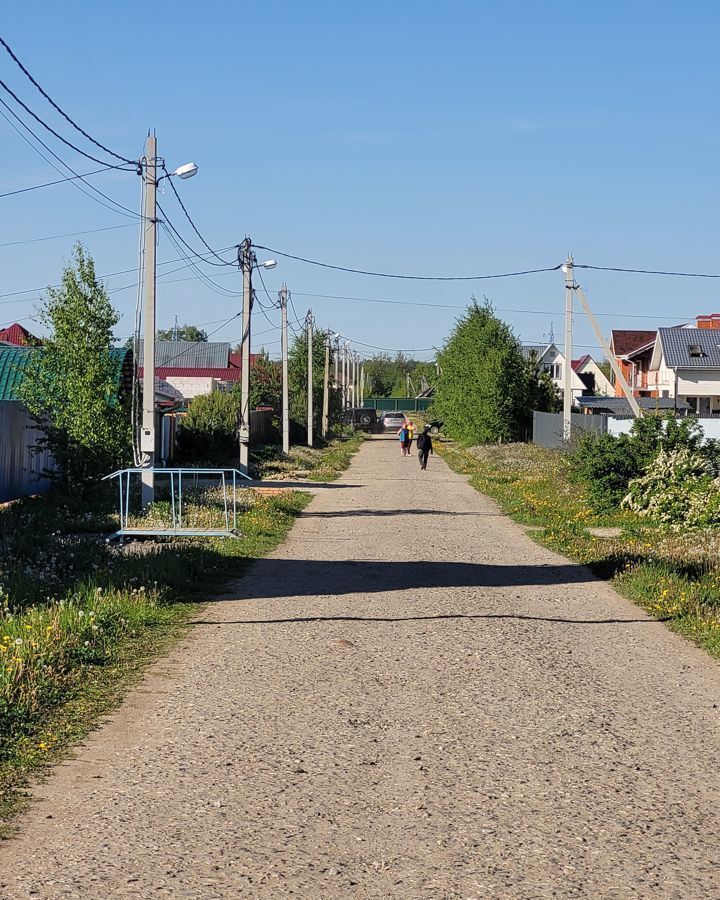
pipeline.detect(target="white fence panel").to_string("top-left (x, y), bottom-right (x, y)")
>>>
top-left (0, 401), bottom-right (55, 502)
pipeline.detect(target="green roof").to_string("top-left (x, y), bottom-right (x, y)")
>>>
top-left (0, 346), bottom-right (131, 401)
top-left (0, 346), bottom-right (32, 400)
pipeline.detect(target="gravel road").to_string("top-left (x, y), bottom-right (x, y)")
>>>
top-left (2, 436), bottom-right (720, 899)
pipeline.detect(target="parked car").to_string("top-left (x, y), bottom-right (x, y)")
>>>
top-left (427, 419), bottom-right (443, 435)
top-left (343, 407), bottom-right (378, 432)
top-left (379, 411), bottom-right (407, 432)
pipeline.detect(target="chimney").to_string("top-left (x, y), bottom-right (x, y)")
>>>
top-left (696, 314), bottom-right (720, 329)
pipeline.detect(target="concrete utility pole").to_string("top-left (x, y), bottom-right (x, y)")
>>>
top-left (322, 333), bottom-right (331, 439)
top-left (279, 283), bottom-right (290, 455)
top-left (238, 238), bottom-right (254, 475)
top-left (563, 254), bottom-right (574, 442)
top-left (360, 363), bottom-right (365, 406)
top-left (140, 134), bottom-right (158, 508)
top-left (333, 336), bottom-right (340, 387)
top-left (306, 310), bottom-right (314, 447)
top-left (342, 341), bottom-right (349, 409)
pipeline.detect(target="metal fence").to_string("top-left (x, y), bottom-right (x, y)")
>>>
top-left (532, 410), bottom-right (608, 449)
top-left (0, 401), bottom-right (56, 502)
top-left (362, 397), bottom-right (432, 412)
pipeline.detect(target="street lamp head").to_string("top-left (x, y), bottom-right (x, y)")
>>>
top-left (261, 259), bottom-right (278, 269)
top-left (174, 162), bottom-right (198, 179)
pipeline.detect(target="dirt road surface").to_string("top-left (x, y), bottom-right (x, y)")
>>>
top-left (2, 436), bottom-right (720, 899)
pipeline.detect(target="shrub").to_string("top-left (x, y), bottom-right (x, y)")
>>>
top-left (573, 415), bottom-right (716, 512)
top-left (622, 448), bottom-right (720, 529)
top-left (177, 390), bottom-right (240, 462)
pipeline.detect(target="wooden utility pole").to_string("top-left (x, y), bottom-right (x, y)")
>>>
top-left (279, 283), bottom-right (290, 455)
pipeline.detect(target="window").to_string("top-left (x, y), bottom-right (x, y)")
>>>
top-left (544, 362), bottom-right (561, 379)
top-left (688, 344), bottom-right (706, 358)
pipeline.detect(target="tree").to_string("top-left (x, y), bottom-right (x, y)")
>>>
top-left (288, 327), bottom-right (341, 438)
top-left (19, 244), bottom-right (131, 488)
top-left (525, 349), bottom-right (562, 415)
top-left (176, 390), bottom-right (240, 462)
top-left (249, 352), bottom-right (282, 410)
top-left (432, 299), bottom-right (531, 445)
top-left (156, 323), bottom-right (208, 342)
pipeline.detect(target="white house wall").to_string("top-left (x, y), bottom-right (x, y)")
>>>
top-left (163, 376), bottom-right (219, 398)
top-left (676, 370), bottom-right (720, 396)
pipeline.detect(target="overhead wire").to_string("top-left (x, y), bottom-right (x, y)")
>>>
top-left (157, 201), bottom-right (236, 268)
top-left (0, 223), bottom-right (134, 248)
top-left (254, 244), bottom-right (563, 281)
top-left (0, 35), bottom-right (136, 165)
top-left (0, 166), bottom-right (128, 199)
top-left (0, 98), bottom-right (142, 220)
top-left (162, 169), bottom-right (235, 266)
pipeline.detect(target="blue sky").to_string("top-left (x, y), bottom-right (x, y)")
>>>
top-left (1, 1), bottom-right (719, 360)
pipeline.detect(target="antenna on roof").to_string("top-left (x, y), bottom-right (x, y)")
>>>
top-left (543, 321), bottom-right (555, 343)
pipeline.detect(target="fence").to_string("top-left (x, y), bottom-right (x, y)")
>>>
top-left (362, 397), bottom-right (432, 412)
top-left (0, 401), bottom-right (56, 502)
top-left (532, 410), bottom-right (608, 449)
top-left (250, 408), bottom-right (278, 446)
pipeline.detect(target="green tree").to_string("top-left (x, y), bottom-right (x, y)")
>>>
top-left (288, 328), bottom-right (341, 439)
top-left (156, 324), bottom-right (208, 342)
top-left (176, 390), bottom-right (240, 462)
top-left (249, 352), bottom-right (282, 410)
top-left (19, 244), bottom-right (131, 488)
top-left (432, 299), bottom-right (531, 444)
top-left (525, 349), bottom-right (562, 415)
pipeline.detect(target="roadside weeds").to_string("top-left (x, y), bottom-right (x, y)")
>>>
top-left (435, 439), bottom-right (720, 661)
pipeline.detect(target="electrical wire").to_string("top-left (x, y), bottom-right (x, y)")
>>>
top-left (163, 170), bottom-right (234, 266)
top-left (159, 221), bottom-right (243, 299)
top-left (157, 202), bottom-right (236, 268)
top-left (0, 98), bottom-right (142, 220)
top-left (0, 166), bottom-right (127, 199)
top-left (0, 35), bottom-right (136, 165)
top-left (575, 264), bottom-right (720, 278)
top-left (142, 313), bottom-right (243, 370)
top-left (0, 223), bottom-right (134, 248)
top-left (254, 244), bottom-right (563, 281)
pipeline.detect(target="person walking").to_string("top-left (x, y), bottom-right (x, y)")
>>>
top-left (405, 420), bottom-right (415, 456)
top-left (397, 421), bottom-right (409, 456)
top-left (417, 424), bottom-right (433, 470)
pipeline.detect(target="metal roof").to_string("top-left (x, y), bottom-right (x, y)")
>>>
top-left (137, 341), bottom-right (230, 368)
top-left (521, 342), bottom-right (558, 362)
top-left (0, 347), bottom-right (131, 401)
top-left (0, 347), bottom-right (31, 400)
top-left (656, 327), bottom-right (720, 368)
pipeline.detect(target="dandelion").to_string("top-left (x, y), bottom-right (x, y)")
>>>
top-left (14, 638), bottom-right (22, 646)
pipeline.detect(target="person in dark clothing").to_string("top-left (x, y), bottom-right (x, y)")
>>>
top-left (417, 425), bottom-right (433, 470)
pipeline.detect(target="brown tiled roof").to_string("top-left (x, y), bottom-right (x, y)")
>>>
top-left (610, 330), bottom-right (656, 357)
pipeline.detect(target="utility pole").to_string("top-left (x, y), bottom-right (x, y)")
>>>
top-left (322, 333), bottom-right (331, 439)
top-left (279, 284), bottom-right (290, 455)
top-left (306, 310), bottom-right (314, 447)
top-left (238, 237), bottom-right (254, 475)
top-left (360, 362), bottom-right (365, 406)
top-left (342, 341), bottom-right (349, 409)
top-left (333, 336), bottom-right (340, 387)
top-left (172, 314), bottom-right (179, 341)
top-left (563, 254), bottom-right (574, 442)
top-left (140, 134), bottom-right (157, 508)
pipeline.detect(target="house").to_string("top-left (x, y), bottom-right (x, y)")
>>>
top-left (137, 341), bottom-right (256, 400)
top-left (0, 322), bottom-right (41, 346)
top-left (650, 326), bottom-right (720, 416)
top-left (571, 355), bottom-right (613, 397)
top-left (576, 395), bottom-right (691, 417)
top-left (522, 343), bottom-right (610, 400)
top-left (608, 329), bottom-right (658, 397)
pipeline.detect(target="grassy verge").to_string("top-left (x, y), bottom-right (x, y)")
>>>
top-left (435, 439), bottom-right (720, 659)
top-left (251, 430), bottom-right (365, 482)
top-left (0, 488), bottom-right (310, 829)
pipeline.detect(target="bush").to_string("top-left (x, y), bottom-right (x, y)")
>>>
top-left (622, 448), bottom-right (720, 529)
top-left (573, 415), bottom-right (716, 512)
top-left (177, 390), bottom-right (240, 462)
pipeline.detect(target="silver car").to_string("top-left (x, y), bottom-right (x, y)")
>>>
top-left (379, 411), bottom-right (407, 432)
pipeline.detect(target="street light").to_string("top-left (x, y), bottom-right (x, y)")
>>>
top-left (174, 162), bottom-right (198, 179)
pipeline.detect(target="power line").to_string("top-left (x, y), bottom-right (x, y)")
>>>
top-left (254, 244), bottom-right (563, 281)
top-left (0, 75), bottom-right (135, 169)
top-left (159, 221), bottom-right (242, 299)
top-left (0, 35), bottom-right (136, 165)
top-left (0, 223), bottom-right (134, 248)
top-left (146, 313), bottom-right (243, 369)
top-left (157, 201), bottom-right (237, 268)
top-left (163, 170), bottom-right (233, 266)
top-left (576, 264), bottom-right (720, 278)
top-left (0, 165), bottom-right (125, 199)
top-left (0, 98), bottom-right (141, 220)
